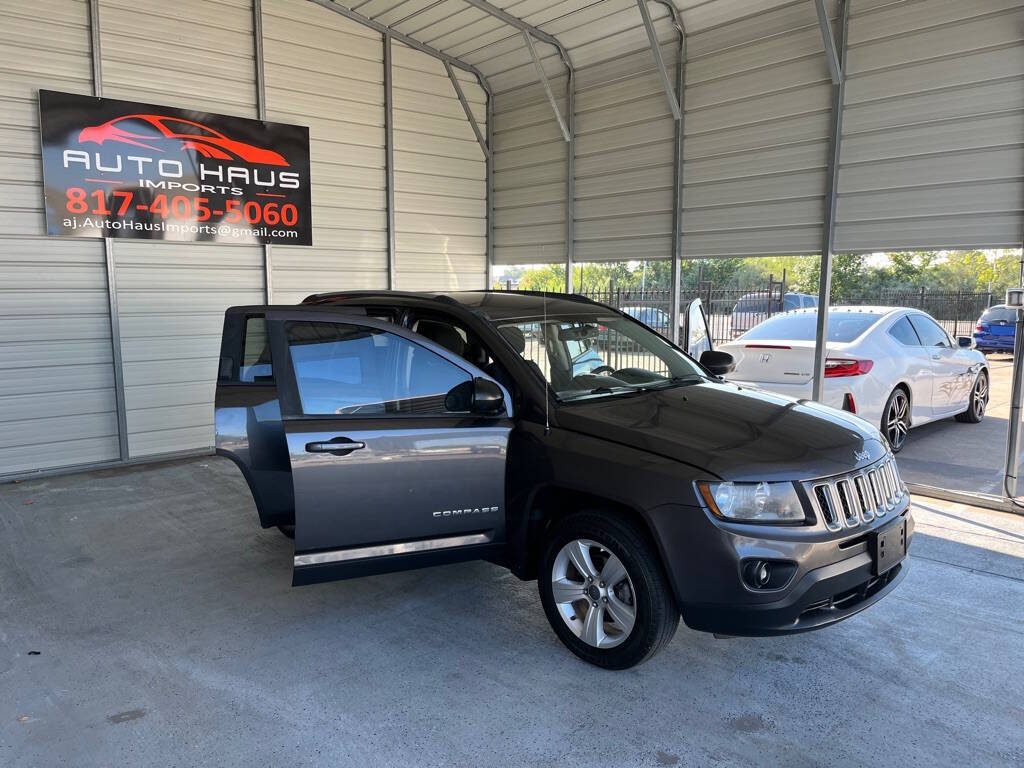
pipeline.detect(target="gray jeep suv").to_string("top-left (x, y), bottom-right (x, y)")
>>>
top-left (215, 290), bottom-right (912, 669)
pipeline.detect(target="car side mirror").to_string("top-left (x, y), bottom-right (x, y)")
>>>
top-left (957, 336), bottom-right (973, 349)
top-left (700, 350), bottom-right (735, 376)
top-left (472, 378), bottom-right (506, 416)
top-left (447, 378), bottom-right (505, 416)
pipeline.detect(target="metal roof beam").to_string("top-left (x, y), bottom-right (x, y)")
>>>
top-left (522, 30), bottom-right (570, 143)
top-left (444, 59), bottom-right (490, 159)
top-left (306, 0), bottom-right (492, 96)
top-left (637, 0), bottom-right (681, 120)
top-left (460, 0), bottom-right (572, 68)
top-left (814, 0), bottom-right (842, 84)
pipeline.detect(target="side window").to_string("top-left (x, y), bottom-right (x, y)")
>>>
top-left (908, 314), bottom-right (950, 348)
top-left (888, 316), bottom-right (921, 347)
top-left (803, 296), bottom-right (818, 308)
top-left (783, 295), bottom-right (798, 311)
top-left (240, 316), bottom-right (273, 381)
top-left (285, 321), bottom-right (471, 416)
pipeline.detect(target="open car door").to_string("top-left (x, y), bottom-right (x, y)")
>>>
top-left (264, 307), bottom-right (511, 586)
top-left (681, 298), bottom-right (713, 358)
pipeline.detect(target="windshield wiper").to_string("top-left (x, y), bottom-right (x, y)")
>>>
top-left (645, 374), bottom-right (704, 390)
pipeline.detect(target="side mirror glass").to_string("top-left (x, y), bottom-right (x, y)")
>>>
top-left (957, 336), bottom-right (973, 349)
top-left (700, 350), bottom-right (735, 376)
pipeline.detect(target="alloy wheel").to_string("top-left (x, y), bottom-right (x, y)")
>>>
top-left (974, 374), bottom-right (989, 419)
top-left (885, 390), bottom-right (909, 451)
top-left (550, 538), bottom-right (636, 649)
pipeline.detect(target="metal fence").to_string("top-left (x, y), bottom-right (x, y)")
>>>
top-left (498, 282), bottom-right (996, 346)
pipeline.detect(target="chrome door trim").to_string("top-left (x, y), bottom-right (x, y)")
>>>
top-left (294, 532), bottom-right (493, 567)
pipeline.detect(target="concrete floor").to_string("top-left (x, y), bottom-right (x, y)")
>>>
top-left (897, 353), bottom-right (1015, 495)
top-left (1, 458), bottom-right (1022, 767)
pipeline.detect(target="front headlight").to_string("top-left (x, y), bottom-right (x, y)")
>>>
top-left (696, 481), bottom-right (806, 523)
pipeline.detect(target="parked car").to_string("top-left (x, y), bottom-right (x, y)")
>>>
top-left (973, 304), bottom-right (1017, 354)
top-left (216, 291), bottom-right (912, 669)
top-left (720, 306), bottom-right (989, 453)
top-left (730, 292), bottom-right (817, 338)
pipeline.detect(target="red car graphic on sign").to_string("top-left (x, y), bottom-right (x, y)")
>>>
top-left (77, 114), bottom-right (289, 166)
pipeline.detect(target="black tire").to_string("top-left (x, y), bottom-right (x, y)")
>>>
top-left (955, 369), bottom-right (988, 423)
top-left (881, 387), bottom-right (911, 453)
top-left (538, 511), bottom-right (679, 669)
top-left (277, 524), bottom-right (295, 539)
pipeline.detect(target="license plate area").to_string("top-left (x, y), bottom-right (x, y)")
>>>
top-left (871, 519), bottom-right (907, 576)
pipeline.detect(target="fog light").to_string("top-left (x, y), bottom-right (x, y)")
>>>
top-left (754, 561), bottom-right (771, 587)
top-left (741, 559), bottom-right (797, 590)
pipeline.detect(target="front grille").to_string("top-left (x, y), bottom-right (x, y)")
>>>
top-left (805, 454), bottom-right (906, 531)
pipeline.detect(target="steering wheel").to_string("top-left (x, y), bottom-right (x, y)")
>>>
top-left (590, 365), bottom-right (616, 375)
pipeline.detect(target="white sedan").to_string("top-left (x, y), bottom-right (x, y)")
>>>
top-left (719, 306), bottom-right (989, 452)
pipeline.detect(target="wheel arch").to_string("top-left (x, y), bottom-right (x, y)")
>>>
top-left (894, 381), bottom-right (912, 425)
top-left (512, 483), bottom-right (665, 585)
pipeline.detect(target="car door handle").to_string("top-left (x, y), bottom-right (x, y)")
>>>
top-left (305, 439), bottom-right (366, 456)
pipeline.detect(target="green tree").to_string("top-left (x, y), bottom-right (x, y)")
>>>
top-left (791, 253), bottom-right (866, 300)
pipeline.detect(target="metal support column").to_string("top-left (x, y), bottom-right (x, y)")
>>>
top-left (89, 0), bottom-right (129, 462)
top-left (811, 0), bottom-right (849, 402)
top-left (384, 33), bottom-right (397, 290)
top-left (565, 68), bottom-right (575, 294)
top-left (1004, 257), bottom-right (1024, 498)
top-left (253, 0), bottom-right (273, 302)
top-left (652, 0), bottom-right (685, 344)
top-left (485, 82), bottom-right (495, 288)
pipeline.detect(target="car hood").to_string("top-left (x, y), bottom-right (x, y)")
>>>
top-left (556, 381), bottom-right (887, 482)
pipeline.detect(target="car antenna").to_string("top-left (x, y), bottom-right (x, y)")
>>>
top-left (543, 290), bottom-right (550, 435)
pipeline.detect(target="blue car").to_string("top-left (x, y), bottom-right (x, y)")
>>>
top-left (973, 304), bottom-right (1016, 354)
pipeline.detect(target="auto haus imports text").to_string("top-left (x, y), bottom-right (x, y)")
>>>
top-left (61, 149), bottom-right (302, 190)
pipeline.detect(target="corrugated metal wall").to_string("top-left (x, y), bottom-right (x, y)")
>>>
top-left (681, 0), bottom-right (835, 258)
top-left (492, 70), bottom-right (569, 266)
top-left (572, 7), bottom-right (678, 262)
top-left (4, 0), bottom-right (1024, 478)
top-left (99, 0), bottom-right (266, 458)
top-left (0, 0), bottom-right (120, 475)
top-left (264, 0), bottom-right (389, 302)
top-left (392, 42), bottom-right (488, 289)
top-left (836, 0), bottom-right (1024, 250)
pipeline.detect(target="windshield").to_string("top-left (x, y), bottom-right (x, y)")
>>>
top-left (741, 311), bottom-right (883, 343)
top-left (494, 313), bottom-right (705, 402)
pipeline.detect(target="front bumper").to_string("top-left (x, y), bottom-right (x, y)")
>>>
top-left (649, 501), bottom-right (914, 637)
top-left (682, 536), bottom-right (908, 636)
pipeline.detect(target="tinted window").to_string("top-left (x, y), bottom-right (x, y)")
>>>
top-left (908, 314), bottom-right (950, 347)
top-left (887, 316), bottom-right (920, 347)
top-left (803, 295), bottom-right (818, 308)
top-left (980, 306), bottom-right (1016, 323)
top-left (286, 321), bottom-right (470, 416)
top-left (742, 311), bottom-right (882, 342)
top-left (240, 316), bottom-right (272, 381)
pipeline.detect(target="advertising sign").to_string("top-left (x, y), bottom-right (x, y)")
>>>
top-left (38, 90), bottom-right (312, 245)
